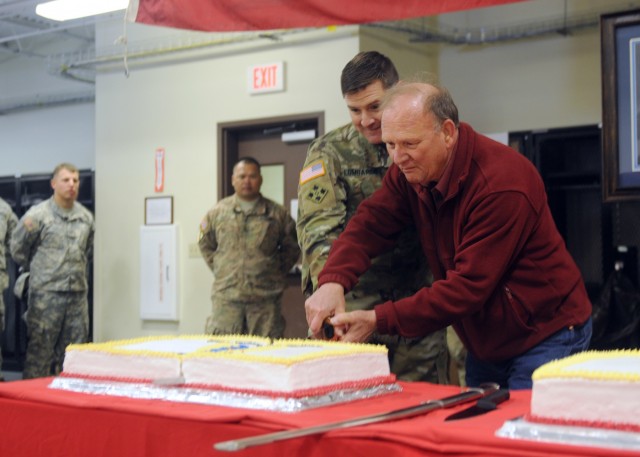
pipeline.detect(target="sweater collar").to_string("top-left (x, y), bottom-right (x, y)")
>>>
top-left (429, 122), bottom-right (474, 203)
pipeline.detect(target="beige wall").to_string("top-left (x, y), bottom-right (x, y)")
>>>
top-left (434, 0), bottom-right (607, 133)
top-left (93, 11), bottom-right (605, 341)
top-left (0, 103), bottom-right (94, 176)
top-left (438, 28), bottom-right (601, 133)
top-left (93, 26), bottom-right (362, 341)
top-left (93, 21), bottom-right (439, 341)
top-left (359, 26), bottom-right (439, 80)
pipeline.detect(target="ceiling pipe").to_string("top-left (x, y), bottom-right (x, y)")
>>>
top-left (0, 90), bottom-right (94, 115)
top-left (55, 5), bottom-right (619, 75)
top-left (2, 2), bottom-right (640, 114)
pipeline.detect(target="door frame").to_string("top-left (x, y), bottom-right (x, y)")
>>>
top-left (217, 111), bottom-right (325, 338)
top-left (217, 111), bottom-right (324, 199)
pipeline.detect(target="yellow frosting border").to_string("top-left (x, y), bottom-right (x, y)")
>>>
top-left (65, 335), bottom-right (386, 367)
top-left (532, 349), bottom-right (640, 382)
top-left (182, 338), bottom-right (388, 366)
top-left (66, 334), bottom-right (270, 360)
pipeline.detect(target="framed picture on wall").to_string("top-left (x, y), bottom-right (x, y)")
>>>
top-left (602, 9), bottom-right (640, 202)
top-left (145, 196), bottom-right (173, 225)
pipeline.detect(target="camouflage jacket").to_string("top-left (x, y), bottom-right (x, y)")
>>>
top-left (198, 194), bottom-right (299, 300)
top-left (0, 198), bottom-right (18, 290)
top-left (297, 123), bottom-right (429, 299)
top-left (10, 197), bottom-right (94, 292)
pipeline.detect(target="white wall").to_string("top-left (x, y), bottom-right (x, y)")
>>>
top-left (438, 29), bottom-right (601, 133)
top-left (0, 37), bottom-right (95, 176)
top-left (92, 18), bottom-right (442, 342)
top-left (93, 24), bottom-right (361, 341)
top-left (0, 104), bottom-right (94, 176)
top-left (0, 5), bottom-right (611, 342)
top-left (435, 0), bottom-right (605, 133)
top-left (360, 26), bottom-right (438, 79)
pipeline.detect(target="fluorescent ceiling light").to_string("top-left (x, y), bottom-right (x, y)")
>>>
top-left (36, 0), bottom-right (128, 21)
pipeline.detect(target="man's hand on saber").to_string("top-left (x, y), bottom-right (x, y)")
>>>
top-left (329, 310), bottom-right (376, 343)
top-left (305, 282), bottom-right (346, 339)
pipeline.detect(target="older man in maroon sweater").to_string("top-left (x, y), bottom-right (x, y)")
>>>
top-left (305, 82), bottom-right (592, 390)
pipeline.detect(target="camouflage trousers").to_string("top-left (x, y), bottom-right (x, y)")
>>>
top-left (22, 290), bottom-right (89, 380)
top-left (346, 290), bottom-right (450, 384)
top-left (447, 326), bottom-right (468, 386)
top-left (206, 294), bottom-right (285, 339)
top-left (373, 331), bottom-right (449, 384)
top-left (0, 292), bottom-right (4, 373)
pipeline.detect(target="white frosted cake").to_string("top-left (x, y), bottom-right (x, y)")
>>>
top-left (530, 350), bottom-right (640, 431)
top-left (61, 335), bottom-right (268, 384)
top-left (61, 335), bottom-right (395, 398)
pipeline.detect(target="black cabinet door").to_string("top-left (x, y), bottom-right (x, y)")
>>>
top-left (510, 125), bottom-right (613, 302)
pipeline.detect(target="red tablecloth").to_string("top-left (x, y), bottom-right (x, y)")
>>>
top-left (0, 378), bottom-right (637, 457)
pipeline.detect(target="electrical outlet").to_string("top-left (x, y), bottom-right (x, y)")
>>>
top-left (188, 243), bottom-right (201, 258)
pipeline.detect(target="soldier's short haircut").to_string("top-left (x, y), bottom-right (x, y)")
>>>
top-left (52, 162), bottom-right (79, 178)
top-left (340, 51), bottom-right (399, 96)
top-left (234, 157), bottom-right (261, 173)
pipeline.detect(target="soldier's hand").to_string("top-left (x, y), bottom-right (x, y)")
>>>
top-left (305, 282), bottom-right (345, 337)
top-left (330, 310), bottom-right (376, 343)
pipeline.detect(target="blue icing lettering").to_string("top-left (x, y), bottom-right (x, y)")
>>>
top-left (209, 342), bottom-right (253, 353)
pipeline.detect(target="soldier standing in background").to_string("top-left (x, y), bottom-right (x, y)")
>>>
top-left (198, 157), bottom-right (300, 338)
top-left (10, 163), bottom-right (94, 379)
top-left (297, 51), bottom-right (449, 383)
top-left (0, 197), bottom-right (18, 381)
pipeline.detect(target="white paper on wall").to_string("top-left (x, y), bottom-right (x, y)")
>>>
top-left (139, 225), bottom-right (178, 320)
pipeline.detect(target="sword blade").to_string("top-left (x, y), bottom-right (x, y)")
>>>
top-left (214, 382), bottom-right (499, 451)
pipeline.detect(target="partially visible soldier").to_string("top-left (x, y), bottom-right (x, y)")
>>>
top-left (0, 197), bottom-right (18, 381)
top-left (199, 157), bottom-right (300, 338)
top-left (10, 163), bottom-right (94, 379)
top-left (297, 51), bottom-right (449, 383)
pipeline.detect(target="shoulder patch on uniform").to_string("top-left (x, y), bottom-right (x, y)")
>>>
top-left (23, 216), bottom-right (35, 232)
top-left (198, 218), bottom-right (208, 241)
top-left (304, 184), bottom-right (330, 204)
top-left (299, 161), bottom-right (326, 185)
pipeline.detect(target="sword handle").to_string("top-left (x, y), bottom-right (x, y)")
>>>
top-left (435, 382), bottom-right (500, 409)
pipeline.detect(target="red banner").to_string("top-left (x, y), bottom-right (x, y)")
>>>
top-left (130, 0), bottom-right (525, 32)
top-left (154, 148), bottom-right (165, 193)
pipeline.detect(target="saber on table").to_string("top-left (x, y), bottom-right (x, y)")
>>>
top-left (214, 382), bottom-right (500, 452)
top-left (444, 388), bottom-right (510, 421)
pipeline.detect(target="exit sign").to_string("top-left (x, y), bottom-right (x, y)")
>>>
top-left (248, 61), bottom-right (285, 95)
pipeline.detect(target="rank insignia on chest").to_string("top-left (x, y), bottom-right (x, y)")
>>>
top-left (306, 185), bottom-right (329, 204)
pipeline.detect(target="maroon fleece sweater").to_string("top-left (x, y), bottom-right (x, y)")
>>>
top-left (318, 123), bottom-right (591, 362)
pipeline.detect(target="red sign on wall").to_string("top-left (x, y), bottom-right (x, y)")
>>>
top-left (248, 62), bottom-right (284, 94)
top-left (155, 148), bottom-right (165, 192)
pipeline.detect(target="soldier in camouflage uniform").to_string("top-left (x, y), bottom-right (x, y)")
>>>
top-left (0, 197), bottom-right (18, 380)
top-left (297, 51), bottom-right (449, 383)
top-left (199, 157), bottom-right (299, 338)
top-left (10, 163), bottom-right (94, 379)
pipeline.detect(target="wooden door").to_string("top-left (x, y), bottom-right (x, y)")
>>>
top-left (218, 113), bottom-right (324, 338)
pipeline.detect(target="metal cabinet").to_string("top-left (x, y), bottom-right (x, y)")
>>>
top-left (509, 126), bottom-right (617, 301)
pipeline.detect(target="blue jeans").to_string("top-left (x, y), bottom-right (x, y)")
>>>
top-left (465, 317), bottom-right (592, 390)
